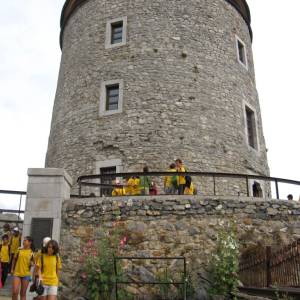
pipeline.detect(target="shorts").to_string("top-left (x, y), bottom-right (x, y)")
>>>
top-left (42, 285), bottom-right (58, 296)
top-left (14, 275), bottom-right (32, 281)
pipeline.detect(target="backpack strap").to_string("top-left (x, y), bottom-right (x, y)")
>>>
top-left (29, 251), bottom-right (34, 271)
top-left (56, 254), bottom-right (58, 275)
top-left (41, 253), bottom-right (44, 273)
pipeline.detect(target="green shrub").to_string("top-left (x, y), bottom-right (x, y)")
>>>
top-left (79, 223), bottom-right (132, 300)
top-left (209, 220), bottom-right (240, 299)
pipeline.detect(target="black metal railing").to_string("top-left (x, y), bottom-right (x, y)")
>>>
top-left (114, 256), bottom-right (187, 300)
top-left (77, 171), bottom-right (300, 200)
top-left (0, 190), bottom-right (26, 223)
top-left (239, 239), bottom-right (300, 288)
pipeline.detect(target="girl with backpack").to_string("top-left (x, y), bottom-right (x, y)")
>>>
top-left (36, 239), bottom-right (62, 299)
top-left (11, 236), bottom-right (35, 300)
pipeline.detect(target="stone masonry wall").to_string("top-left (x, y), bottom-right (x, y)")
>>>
top-left (59, 196), bottom-right (300, 299)
top-left (46, 0), bottom-right (269, 185)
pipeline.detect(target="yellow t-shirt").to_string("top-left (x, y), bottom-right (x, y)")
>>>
top-left (37, 254), bottom-right (62, 286)
top-left (164, 168), bottom-right (177, 188)
top-left (10, 235), bottom-right (21, 254)
top-left (0, 245), bottom-right (10, 263)
top-left (184, 183), bottom-right (195, 195)
top-left (177, 166), bottom-right (186, 185)
top-left (127, 178), bottom-right (141, 195)
top-left (112, 187), bottom-right (125, 196)
top-left (13, 249), bottom-right (33, 277)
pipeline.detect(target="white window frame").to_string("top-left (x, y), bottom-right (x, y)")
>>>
top-left (235, 35), bottom-right (248, 70)
top-left (243, 101), bottom-right (260, 152)
top-left (105, 16), bottom-right (127, 49)
top-left (99, 79), bottom-right (124, 116)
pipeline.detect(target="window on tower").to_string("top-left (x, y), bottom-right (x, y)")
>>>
top-left (100, 79), bottom-right (124, 116)
top-left (236, 36), bottom-right (248, 69)
top-left (100, 166), bottom-right (116, 197)
top-left (106, 84), bottom-right (119, 111)
top-left (244, 105), bottom-right (258, 150)
top-left (111, 21), bottom-right (123, 44)
top-left (106, 17), bottom-right (127, 49)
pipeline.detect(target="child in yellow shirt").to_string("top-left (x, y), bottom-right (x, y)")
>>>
top-left (11, 236), bottom-right (34, 300)
top-left (36, 240), bottom-right (62, 299)
top-left (126, 176), bottom-right (141, 195)
top-left (0, 234), bottom-right (10, 286)
top-left (10, 227), bottom-right (21, 269)
top-left (112, 179), bottom-right (126, 196)
top-left (164, 163), bottom-right (178, 194)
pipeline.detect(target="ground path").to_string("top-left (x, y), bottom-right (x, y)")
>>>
top-left (0, 275), bottom-right (35, 300)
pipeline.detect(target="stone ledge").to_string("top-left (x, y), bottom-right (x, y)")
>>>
top-left (27, 168), bottom-right (73, 186)
top-left (64, 196), bottom-right (300, 223)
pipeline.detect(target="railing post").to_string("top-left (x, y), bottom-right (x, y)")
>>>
top-left (79, 181), bottom-right (82, 196)
top-left (266, 246), bottom-right (272, 287)
top-left (275, 179), bottom-right (280, 200)
top-left (213, 175), bottom-right (216, 196)
top-left (246, 175), bottom-right (249, 197)
top-left (18, 194), bottom-right (22, 222)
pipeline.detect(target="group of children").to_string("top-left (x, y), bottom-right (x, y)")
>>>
top-left (111, 158), bottom-right (196, 196)
top-left (0, 224), bottom-right (62, 300)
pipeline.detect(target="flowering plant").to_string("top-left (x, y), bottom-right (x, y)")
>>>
top-left (80, 222), bottom-right (129, 300)
top-left (209, 220), bottom-right (240, 299)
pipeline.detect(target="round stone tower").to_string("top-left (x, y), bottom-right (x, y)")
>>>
top-left (46, 0), bottom-right (269, 183)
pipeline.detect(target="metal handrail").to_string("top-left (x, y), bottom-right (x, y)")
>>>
top-left (77, 171), bottom-right (300, 199)
top-left (0, 190), bottom-right (26, 222)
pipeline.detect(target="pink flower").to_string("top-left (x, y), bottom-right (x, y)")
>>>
top-left (80, 272), bottom-right (87, 280)
top-left (87, 240), bottom-right (94, 247)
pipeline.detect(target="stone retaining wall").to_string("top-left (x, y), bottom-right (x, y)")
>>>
top-left (60, 196), bottom-right (300, 299)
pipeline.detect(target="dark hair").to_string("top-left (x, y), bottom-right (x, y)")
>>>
top-left (287, 194), bottom-right (293, 200)
top-left (143, 166), bottom-right (149, 172)
top-left (169, 163), bottom-right (176, 169)
top-left (46, 240), bottom-right (60, 255)
top-left (185, 175), bottom-right (192, 188)
top-left (3, 223), bottom-right (10, 230)
top-left (2, 234), bottom-right (9, 241)
top-left (175, 159), bottom-right (182, 164)
top-left (24, 236), bottom-right (35, 251)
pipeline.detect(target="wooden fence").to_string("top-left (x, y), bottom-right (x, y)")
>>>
top-left (239, 239), bottom-right (300, 287)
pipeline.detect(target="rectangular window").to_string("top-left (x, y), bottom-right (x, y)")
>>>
top-left (245, 106), bottom-right (257, 149)
top-left (100, 166), bottom-right (116, 197)
top-left (238, 40), bottom-right (246, 64)
top-left (100, 79), bottom-right (123, 116)
top-left (105, 17), bottom-right (127, 49)
top-left (106, 84), bottom-right (119, 111)
top-left (111, 21), bottom-right (123, 44)
top-left (236, 36), bottom-right (248, 69)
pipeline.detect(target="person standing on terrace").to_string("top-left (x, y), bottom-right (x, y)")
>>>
top-left (164, 163), bottom-right (178, 194)
top-left (139, 166), bottom-right (151, 195)
top-left (175, 159), bottom-right (186, 195)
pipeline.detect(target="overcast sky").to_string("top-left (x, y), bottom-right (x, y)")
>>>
top-left (0, 1), bottom-right (299, 205)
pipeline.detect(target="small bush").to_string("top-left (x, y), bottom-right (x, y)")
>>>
top-left (209, 220), bottom-right (240, 299)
